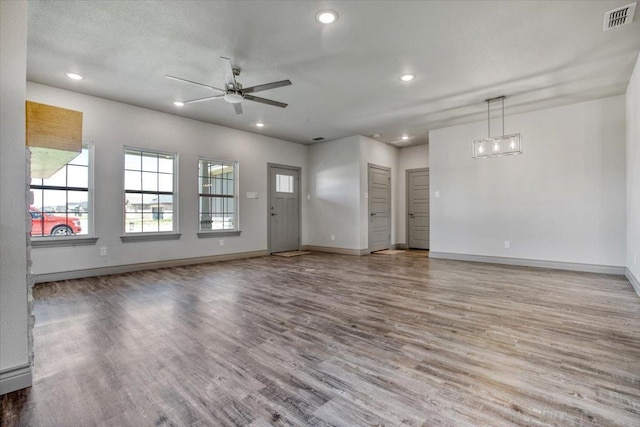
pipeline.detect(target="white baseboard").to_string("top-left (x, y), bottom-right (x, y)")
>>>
top-left (626, 268), bottom-right (640, 297)
top-left (302, 245), bottom-right (369, 256)
top-left (429, 252), bottom-right (625, 275)
top-left (0, 363), bottom-right (32, 395)
top-left (34, 250), bottom-right (268, 283)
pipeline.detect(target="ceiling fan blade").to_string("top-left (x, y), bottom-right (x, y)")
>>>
top-left (220, 56), bottom-right (237, 89)
top-left (183, 94), bottom-right (225, 104)
top-left (165, 75), bottom-right (224, 93)
top-left (233, 103), bottom-right (243, 115)
top-left (243, 94), bottom-right (288, 108)
top-left (242, 80), bottom-right (292, 94)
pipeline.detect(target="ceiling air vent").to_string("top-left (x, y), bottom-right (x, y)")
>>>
top-left (312, 137), bottom-right (325, 141)
top-left (603, 2), bottom-right (636, 31)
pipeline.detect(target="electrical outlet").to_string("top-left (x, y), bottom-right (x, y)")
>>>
top-left (219, 239), bottom-right (224, 247)
top-left (504, 241), bottom-right (510, 249)
top-left (331, 234), bottom-right (335, 241)
top-left (435, 191), bottom-right (440, 198)
top-left (100, 247), bottom-right (107, 256)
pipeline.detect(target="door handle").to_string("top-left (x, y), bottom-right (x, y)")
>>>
top-left (271, 213), bottom-right (277, 216)
top-left (370, 213), bottom-right (376, 216)
top-left (409, 213), bottom-right (415, 218)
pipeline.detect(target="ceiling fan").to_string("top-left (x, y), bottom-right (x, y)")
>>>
top-left (166, 56), bottom-right (292, 115)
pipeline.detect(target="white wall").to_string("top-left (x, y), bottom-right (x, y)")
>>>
top-left (397, 144), bottom-right (430, 246)
top-left (430, 95), bottom-right (626, 267)
top-left (27, 83), bottom-right (307, 275)
top-left (307, 135), bottom-right (409, 251)
top-left (307, 136), bottom-right (361, 249)
top-left (0, 0), bottom-right (31, 392)
top-left (627, 54), bottom-right (640, 285)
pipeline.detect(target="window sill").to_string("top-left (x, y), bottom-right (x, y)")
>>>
top-left (197, 230), bottom-right (241, 238)
top-left (32, 237), bottom-right (99, 248)
top-left (120, 233), bottom-right (182, 243)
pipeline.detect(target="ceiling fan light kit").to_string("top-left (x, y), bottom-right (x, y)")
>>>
top-left (472, 96), bottom-right (522, 159)
top-left (166, 56), bottom-right (291, 115)
top-left (223, 92), bottom-right (243, 104)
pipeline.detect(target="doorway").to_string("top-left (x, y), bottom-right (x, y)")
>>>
top-left (368, 163), bottom-right (391, 252)
top-left (406, 168), bottom-right (429, 249)
top-left (268, 164), bottom-right (301, 254)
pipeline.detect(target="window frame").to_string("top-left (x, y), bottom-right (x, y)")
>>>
top-left (122, 146), bottom-right (179, 238)
top-left (197, 157), bottom-right (240, 235)
top-left (30, 141), bottom-right (96, 246)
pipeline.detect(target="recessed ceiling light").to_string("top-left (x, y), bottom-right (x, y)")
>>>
top-left (401, 74), bottom-right (415, 82)
top-left (173, 101), bottom-right (184, 107)
top-left (65, 73), bottom-right (83, 80)
top-left (316, 10), bottom-right (338, 24)
top-left (401, 135), bottom-right (409, 140)
top-left (256, 122), bottom-right (265, 128)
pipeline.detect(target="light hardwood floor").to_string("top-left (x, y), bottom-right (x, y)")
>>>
top-left (2, 252), bottom-right (639, 426)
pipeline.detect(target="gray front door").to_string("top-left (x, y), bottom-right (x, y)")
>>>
top-left (407, 168), bottom-right (430, 249)
top-left (368, 164), bottom-right (391, 252)
top-left (269, 165), bottom-right (300, 253)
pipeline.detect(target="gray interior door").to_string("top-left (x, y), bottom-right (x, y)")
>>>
top-left (408, 168), bottom-right (430, 249)
top-left (368, 164), bottom-right (391, 252)
top-left (269, 165), bottom-right (300, 253)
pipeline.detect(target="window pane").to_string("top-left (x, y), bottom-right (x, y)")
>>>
top-left (224, 198), bottom-right (234, 229)
top-left (141, 153), bottom-right (158, 172)
top-left (158, 173), bottom-right (173, 192)
top-left (200, 176), bottom-right (211, 194)
top-left (125, 212), bottom-right (142, 233)
top-left (224, 178), bottom-right (234, 196)
top-left (42, 166), bottom-right (67, 187)
top-left (142, 171), bottom-right (158, 192)
top-left (141, 193), bottom-right (159, 233)
top-left (158, 156), bottom-right (173, 173)
top-left (68, 149), bottom-right (88, 166)
top-left (125, 151), bottom-right (141, 170)
top-left (67, 165), bottom-right (88, 188)
top-left (158, 195), bottom-right (173, 232)
top-left (43, 189), bottom-right (67, 213)
top-left (276, 174), bottom-right (293, 193)
top-left (124, 170), bottom-right (141, 191)
top-left (125, 192), bottom-right (143, 213)
top-left (31, 189), bottom-right (44, 210)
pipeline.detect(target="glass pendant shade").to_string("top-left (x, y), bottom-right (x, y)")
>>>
top-left (472, 96), bottom-right (522, 159)
top-left (473, 134), bottom-right (521, 158)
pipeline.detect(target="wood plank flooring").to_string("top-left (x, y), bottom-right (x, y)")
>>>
top-left (2, 252), bottom-right (639, 426)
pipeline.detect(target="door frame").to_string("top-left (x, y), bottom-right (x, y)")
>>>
top-left (368, 163), bottom-right (391, 252)
top-left (406, 167), bottom-right (430, 249)
top-left (267, 163), bottom-right (302, 254)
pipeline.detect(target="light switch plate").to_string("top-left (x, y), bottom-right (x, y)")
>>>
top-left (246, 192), bottom-right (258, 199)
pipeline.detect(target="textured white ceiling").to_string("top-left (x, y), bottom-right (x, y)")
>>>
top-left (27, 1), bottom-right (640, 147)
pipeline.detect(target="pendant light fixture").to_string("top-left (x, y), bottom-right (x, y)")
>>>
top-left (472, 96), bottom-right (521, 159)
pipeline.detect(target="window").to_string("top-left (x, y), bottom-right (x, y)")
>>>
top-left (198, 158), bottom-right (237, 231)
top-left (124, 148), bottom-right (176, 233)
top-left (30, 143), bottom-right (92, 237)
top-left (276, 174), bottom-right (294, 193)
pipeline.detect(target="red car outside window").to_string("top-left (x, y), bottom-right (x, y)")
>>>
top-left (29, 206), bottom-right (82, 236)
